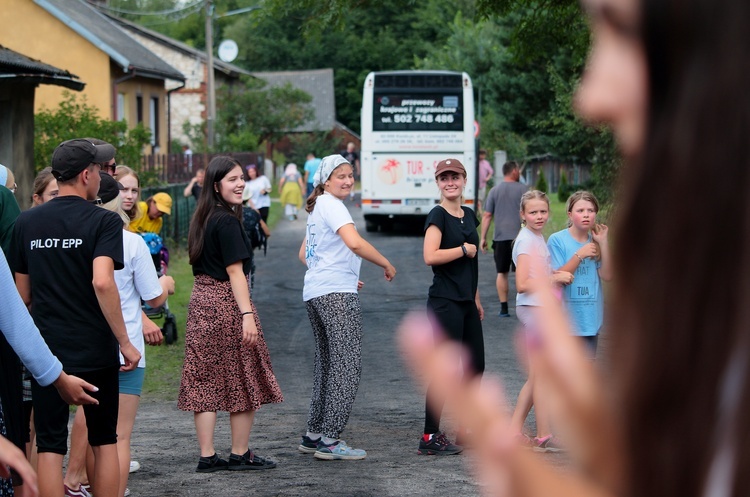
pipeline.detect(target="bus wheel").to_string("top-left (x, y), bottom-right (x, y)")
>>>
top-left (365, 219), bottom-right (378, 232)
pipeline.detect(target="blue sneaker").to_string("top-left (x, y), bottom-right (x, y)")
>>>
top-left (314, 440), bottom-right (367, 460)
top-left (298, 435), bottom-right (320, 454)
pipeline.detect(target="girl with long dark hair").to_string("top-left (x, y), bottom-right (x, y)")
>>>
top-left (400, 0), bottom-right (750, 495)
top-left (179, 156), bottom-right (282, 472)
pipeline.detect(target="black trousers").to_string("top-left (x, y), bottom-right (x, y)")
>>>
top-left (423, 297), bottom-right (485, 434)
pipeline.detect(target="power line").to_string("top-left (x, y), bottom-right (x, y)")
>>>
top-left (90, 0), bottom-right (205, 17)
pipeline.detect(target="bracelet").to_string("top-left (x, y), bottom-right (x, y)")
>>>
top-left (460, 244), bottom-right (468, 257)
top-left (241, 311), bottom-right (254, 316)
top-left (575, 253), bottom-right (584, 263)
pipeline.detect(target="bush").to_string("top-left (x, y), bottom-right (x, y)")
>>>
top-left (34, 91), bottom-right (151, 173)
top-left (535, 169), bottom-right (548, 193)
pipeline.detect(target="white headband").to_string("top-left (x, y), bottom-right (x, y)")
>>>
top-left (313, 155), bottom-right (350, 187)
top-left (0, 165), bottom-right (7, 188)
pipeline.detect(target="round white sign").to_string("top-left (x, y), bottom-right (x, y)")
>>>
top-left (218, 39), bottom-right (239, 63)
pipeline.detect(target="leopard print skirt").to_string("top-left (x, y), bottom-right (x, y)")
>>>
top-left (178, 274), bottom-right (283, 412)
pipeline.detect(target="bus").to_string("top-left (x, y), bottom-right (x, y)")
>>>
top-left (360, 70), bottom-right (476, 232)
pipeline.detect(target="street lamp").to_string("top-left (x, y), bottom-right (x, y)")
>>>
top-left (204, 2), bottom-right (261, 149)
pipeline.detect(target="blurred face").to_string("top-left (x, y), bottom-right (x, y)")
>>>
top-left (324, 164), bottom-right (354, 200)
top-left (196, 170), bottom-right (205, 186)
top-left (118, 174), bottom-right (139, 212)
top-left (576, 0), bottom-right (647, 158)
top-left (247, 167), bottom-right (258, 179)
top-left (436, 172), bottom-right (466, 201)
top-left (147, 200), bottom-right (164, 220)
top-left (33, 179), bottom-right (58, 206)
top-left (568, 199), bottom-right (597, 231)
top-left (521, 199), bottom-right (550, 234)
top-left (218, 165), bottom-right (246, 206)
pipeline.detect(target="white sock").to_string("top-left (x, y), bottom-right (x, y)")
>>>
top-left (306, 432), bottom-right (322, 440)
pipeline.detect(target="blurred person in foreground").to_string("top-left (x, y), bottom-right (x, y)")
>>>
top-left (399, 0), bottom-right (750, 496)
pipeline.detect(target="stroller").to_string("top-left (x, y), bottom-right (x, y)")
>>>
top-left (141, 233), bottom-right (178, 344)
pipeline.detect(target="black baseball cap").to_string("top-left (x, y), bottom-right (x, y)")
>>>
top-left (51, 139), bottom-right (116, 182)
top-left (97, 172), bottom-right (124, 204)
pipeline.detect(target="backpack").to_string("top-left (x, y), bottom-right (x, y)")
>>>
top-left (242, 207), bottom-right (267, 255)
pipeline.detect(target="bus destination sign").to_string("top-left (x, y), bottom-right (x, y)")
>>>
top-left (373, 93), bottom-right (464, 132)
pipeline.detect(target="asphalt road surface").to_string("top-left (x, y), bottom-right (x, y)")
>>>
top-left (121, 197), bottom-right (549, 497)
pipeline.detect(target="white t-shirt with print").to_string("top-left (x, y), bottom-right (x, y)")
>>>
top-left (303, 193), bottom-right (361, 301)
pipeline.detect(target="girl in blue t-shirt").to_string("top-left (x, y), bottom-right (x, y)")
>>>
top-left (547, 191), bottom-right (613, 356)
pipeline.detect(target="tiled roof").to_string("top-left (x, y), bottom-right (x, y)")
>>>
top-left (0, 44), bottom-right (84, 90)
top-left (251, 68), bottom-right (336, 132)
top-left (35, 0), bottom-right (184, 81)
top-left (107, 14), bottom-right (252, 79)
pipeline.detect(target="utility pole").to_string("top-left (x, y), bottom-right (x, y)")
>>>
top-left (205, 0), bottom-right (216, 149)
top-left (204, 2), bottom-right (261, 150)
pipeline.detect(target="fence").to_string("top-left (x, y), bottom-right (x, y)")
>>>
top-left (139, 151), bottom-right (264, 249)
top-left (140, 152), bottom-right (264, 185)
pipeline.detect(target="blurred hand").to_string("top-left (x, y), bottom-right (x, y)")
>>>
top-left (242, 314), bottom-right (258, 345)
top-left (143, 315), bottom-right (163, 346)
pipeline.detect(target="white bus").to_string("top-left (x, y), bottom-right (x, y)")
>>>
top-left (360, 70), bottom-right (476, 232)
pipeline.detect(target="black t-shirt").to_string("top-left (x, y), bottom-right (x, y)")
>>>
top-left (191, 184), bottom-right (202, 200)
top-left (9, 196), bottom-right (124, 372)
top-left (192, 210), bottom-right (252, 280)
top-left (424, 205), bottom-right (480, 301)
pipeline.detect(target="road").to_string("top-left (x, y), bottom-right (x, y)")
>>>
top-left (124, 198), bottom-right (544, 496)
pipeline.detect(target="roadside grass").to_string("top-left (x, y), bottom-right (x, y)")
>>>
top-left (481, 191), bottom-right (567, 240)
top-left (141, 200), bottom-right (283, 401)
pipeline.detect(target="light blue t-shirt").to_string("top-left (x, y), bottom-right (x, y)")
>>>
top-left (547, 229), bottom-right (603, 336)
top-left (304, 158), bottom-right (322, 184)
top-left (303, 193), bottom-right (361, 301)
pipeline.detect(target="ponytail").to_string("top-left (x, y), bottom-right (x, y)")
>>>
top-left (305, 185), bottom-right (325, 213)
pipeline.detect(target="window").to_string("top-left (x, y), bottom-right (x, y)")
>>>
top-left (117, 93), bottom-right (126, 122)
top-left (136, 95), bottom-right (143, 124)
top-left (149, 97), bottom-right (159, 146)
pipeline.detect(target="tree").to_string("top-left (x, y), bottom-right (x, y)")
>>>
top-left (535, 168), bottom-right (548, 193)
top-left (34, 92), bottom-right (153, 180)
top-left (214, 76), bottom-right (315, 152)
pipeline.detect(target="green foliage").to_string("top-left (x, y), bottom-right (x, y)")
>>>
top-left (214, 76), bottom-right (314, 153)
top-left (558, 170), bottom-right (569, 202)
top-left (286, 132), bottom-right (340, 167)
top-left (34, 91), bottom-right (152, 174)
top-left (535, 168), bottom-right (548, 193)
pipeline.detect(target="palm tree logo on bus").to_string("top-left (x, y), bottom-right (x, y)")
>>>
top-left (378, 158), bottom-right (403, 185)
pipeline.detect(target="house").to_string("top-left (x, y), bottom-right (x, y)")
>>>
top-left (0, 45), bottom-right (84, 207)
top-left (0, 0), bottom-right (185, 154)
top-left (519, 153), bottom-right (593, 192)
top-left (250, 68), bottom-right (361, 157)
top-left (108, 14), bottom-right (255, 151)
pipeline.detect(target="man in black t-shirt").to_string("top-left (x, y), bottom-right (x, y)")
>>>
top-left (10, 138), bottom-right (140, 497)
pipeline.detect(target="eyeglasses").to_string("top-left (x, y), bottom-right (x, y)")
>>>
top-left (92, 198), bottom-right (104, 205)
top-left (99, 161), bottom-right (117, 175)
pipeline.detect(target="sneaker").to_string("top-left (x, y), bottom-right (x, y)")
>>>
top-left (417, 432), bottom-right (463, 456)
top-left (196, 453), bottom-right (229, 473)
top-left (314, 440), bottom-right (367, 460)
top-left (298, 435), bottom-right (320, 454)
top-left (533, 435), bottom-right (565, 453)
top-left (81, 484), bottom-right (91, 495)
top-left (129, 460), bottom-right (140, 473)
top-left (227, 450), bottom-right (277, 470)
top-left (64, 484), bottom-right (92, 497)
top-left (498, 311), bottom-right (511, 317)
top-left (124, 488), bottom-right (131, 497)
